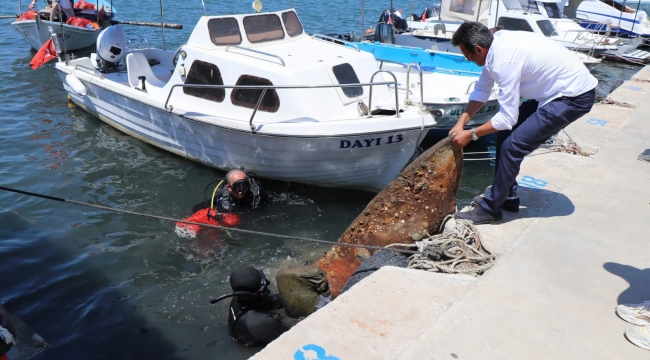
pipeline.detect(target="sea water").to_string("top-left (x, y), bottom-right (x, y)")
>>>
top-left (0, 0), bottom-right (640, 358)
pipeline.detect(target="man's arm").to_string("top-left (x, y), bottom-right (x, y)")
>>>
top-left (449, 68), bottom-right (494, 137)
top-left (451, 119), bottom-right (498, 147)
top-left (449, 100), bottom-right (486, 137)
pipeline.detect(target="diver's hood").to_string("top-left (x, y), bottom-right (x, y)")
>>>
top-left (210, 267), bottom-right (270, 304)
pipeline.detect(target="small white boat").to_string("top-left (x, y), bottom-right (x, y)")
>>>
top-left (401, 0), bottom-right (602, 64)
top-left (53, 9), bottom-right (436, 192)
top-left (11, 1), bottom-right (115, 51)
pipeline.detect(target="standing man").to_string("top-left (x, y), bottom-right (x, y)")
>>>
top-left (449, 22), bottom-right (597, 224)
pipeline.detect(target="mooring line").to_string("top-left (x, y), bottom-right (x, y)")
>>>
top-left (0, 185), bottom-right (424, 255)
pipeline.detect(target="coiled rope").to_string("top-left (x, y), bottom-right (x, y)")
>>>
top-left (0, 185), bottom-right (427, 256)
top-left (386, 215), bottom-right (495, 275)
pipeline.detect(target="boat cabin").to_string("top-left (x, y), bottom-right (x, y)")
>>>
top-left (81, 9), bottom-right (395, 128)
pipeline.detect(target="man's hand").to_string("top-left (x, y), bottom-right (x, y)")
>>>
top-left (28, 3), bottom-right (35, 9)
top-left (449, 123), bottom-right (464, 138)
top-left (451, 129), bottom-right (473, 148)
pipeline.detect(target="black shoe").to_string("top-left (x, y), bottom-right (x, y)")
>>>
top-left (473, 195), bottom-right (519, 213)
top-left (455, 204), bottom-right (502, 224)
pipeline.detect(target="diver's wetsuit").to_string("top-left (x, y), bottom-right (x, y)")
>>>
top-left (213, 183), bottom-right (269, 213)
top-left (227, 294), bottom-right (287, 346)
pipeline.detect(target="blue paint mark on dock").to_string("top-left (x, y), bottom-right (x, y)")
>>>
top-left (519, 175), bottom-right (547, 192)
top-left (587, 118), bottom-right (607, 127)
top-left (295, 344), bottom-right (340, 360)
top-left (628, 85), bottom-right (643, 91)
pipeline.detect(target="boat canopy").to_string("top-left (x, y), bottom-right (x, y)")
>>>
top-left (440, 0), bottom-right (491, 21)
top-left (186, 9), bottom-right (305, 49)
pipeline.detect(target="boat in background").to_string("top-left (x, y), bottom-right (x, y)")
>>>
top-left (576, 0), bottom-right (650, 37)
top-left (399, 0), bottom-right (603, 65)
top-left (11, 0), bottom-right (115, 51)
top-left (356, 41), bottom-right (499, 129)
top-left (53, 8), bottom-right (436, 192)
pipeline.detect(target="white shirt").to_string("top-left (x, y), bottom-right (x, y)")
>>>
top-left (468, 30), bottom-right (598, 130)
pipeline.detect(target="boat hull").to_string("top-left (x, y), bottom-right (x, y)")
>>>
top-left (12, 18), bottom-right (100, 51)
top-left (58, 71), bottom-right (430, 192)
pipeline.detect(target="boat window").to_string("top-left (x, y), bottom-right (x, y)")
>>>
top-left (282, 11), bottom-right (304, 37)
top-left (332, 63), bottom-right (363, 98)
top-left (207, 18), bottom-right (242, 46)
top-left (243, 14), bottom-right (285, 43)
top-left (599, 0), bottom-right (637, 13)
top-left (543, 2), bottom-right (562, 18)
top-left (497, 17), bottom-right (534, 32)
top-left (448, 0), bottom-right (478, 15)
top-left (537, 20), bottom-right (559, 37)
top-left (183, 60), bottom-right (225, 102)
top-left (231, 75), bottom-right (280, 112)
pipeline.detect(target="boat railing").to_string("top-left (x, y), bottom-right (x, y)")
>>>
top-left (163, 77), bottom-right (400, 131)
top-left (224, 45), bottom-right (286, 67)
top-left (126, 37), bottom-right (151, 53)
top-left (368, 70), bottom-right (399, 119)
top-left (404, 63), bottom-right (424, 109)
top-left (465, 80), bottom-right (477, 95)
top-left (75, 64), bottom-right (105, 79)
top-left (377, 57), bottom-right (480, 76)
top-left (311, 34), bottom-right (360, 52)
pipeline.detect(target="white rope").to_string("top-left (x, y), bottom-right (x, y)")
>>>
top-left (0, 325), bottom-right (14, 345)
top-left (385, 215), bottom-right (495, 275)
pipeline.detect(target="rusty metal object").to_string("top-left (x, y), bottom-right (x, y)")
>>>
top-left (316, 137), bottom-right (463, 296)
top-left (276, 137), bottom-right (463, 316)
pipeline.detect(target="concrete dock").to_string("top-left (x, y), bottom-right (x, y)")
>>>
top-left (251, 67), bottom-right (650, 359)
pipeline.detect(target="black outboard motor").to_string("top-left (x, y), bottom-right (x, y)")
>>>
top-left (210, 267), bottom-right (287, 346)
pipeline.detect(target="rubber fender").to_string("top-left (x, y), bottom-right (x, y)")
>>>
top-left (65, 74), bottom-right (86, 96)
top-left (340, 250), bottom-right (409, 294)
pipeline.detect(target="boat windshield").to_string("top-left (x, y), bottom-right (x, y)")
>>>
top-left (282, 11), bottom-right (304, 37)
top-left (537, 20), bottom-right (559, 36)
top-left (498, 16), bottom-right (534, 31)
top-left (243, 14), bottom-right (285, 43)
top-left (543, 2), bottom-right (562, 18)
top-left (208, 18), bottom-right (242, 46)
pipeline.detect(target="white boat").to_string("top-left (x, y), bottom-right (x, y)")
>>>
top-left (53, 9), bottom-right (436, 192)
top-left (355, 41), bottom-right (499, 129)
top-left (576, 0), bottom-right (650, 37)
top-left (518, 0), bottom-right (619, 56)
top-left (401, 0), bottom-right (603, 64)
top-left (523, 0), bottom-right (650, 62)
top-left (11, 1), bottom-right (115, 51)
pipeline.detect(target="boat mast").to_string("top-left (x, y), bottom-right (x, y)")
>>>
top-left (390, 0), bottom-right (394, 43)
top-left (617, 0), bottom-right (626, 33)
top-left (629, 0), bottom-right (642, 37)
top-left (159, 0), bottom-right (166, 50)
top-left (361, 0), bottom-right (364, 41)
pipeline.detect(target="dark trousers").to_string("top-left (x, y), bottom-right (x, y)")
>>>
top-left (480, 89), bottom-right (596, 213)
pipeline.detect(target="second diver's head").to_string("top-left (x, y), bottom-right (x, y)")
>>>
top-left (225, 169), bottom-right (250, 200)
top-left (230, 267), bottom-right (270, 296)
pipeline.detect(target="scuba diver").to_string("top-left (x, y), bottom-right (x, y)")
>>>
top-left (198, 169), bottom-right (270, 213)
top-left (176, 169), bottom-right (270, 237)
top-left (216, 169), bottom-right (269, 212)
top-left (210, 267), bottom-right (287, 346)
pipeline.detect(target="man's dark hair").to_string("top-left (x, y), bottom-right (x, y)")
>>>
top-left (451, 21), bottom-right (493, 53)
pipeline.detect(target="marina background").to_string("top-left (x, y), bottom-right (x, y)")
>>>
top-left (0, 0), bottom-right (642, 358)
